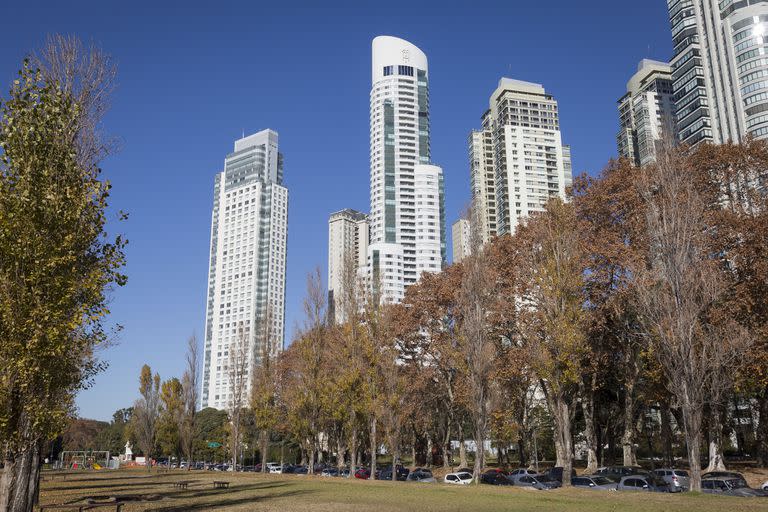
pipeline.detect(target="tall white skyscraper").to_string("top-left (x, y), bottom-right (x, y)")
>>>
top-left (452, 218), bottom-right (471, 263)
top-left (201, 129), bottom-right (288, 410)
top-left (470, 78), bottom-right (572, 237)
top-left (327, 209), bottom-right (369, 323)
top-left (667, 0), bottom-right (768, 145)
top-left (617, 59), bottom-right (676, 166)
top-left (368, 36), bottom-right (446, 302)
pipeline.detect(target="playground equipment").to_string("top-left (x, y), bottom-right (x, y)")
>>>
top-left (57, 451), bottom-right (111, 470)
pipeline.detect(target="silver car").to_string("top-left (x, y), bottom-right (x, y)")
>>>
top-left (702, 477), bottom-right (767, 497)
top-left (508, 468), bottom-right (539, 484)
top-left (651, 468), bottom-right (689, 492)
top-left (571, 475), bottom-right (618, 490)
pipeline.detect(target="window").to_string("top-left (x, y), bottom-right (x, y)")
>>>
top-left (383, 65), bottom-right (393, 76)
top-left (398, 65), bottom-right (414, 76)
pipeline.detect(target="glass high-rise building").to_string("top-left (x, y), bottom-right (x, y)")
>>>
top-left (368, 36), bottom-right (446, 302)
top-left (668, 0), bottom-right (768, 145)
top-left (201, 129), bottom-right (288, 410)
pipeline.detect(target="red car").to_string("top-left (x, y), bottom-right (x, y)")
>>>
top-left (354, 468), bottom-right (371, 480)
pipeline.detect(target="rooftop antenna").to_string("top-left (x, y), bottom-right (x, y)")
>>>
top-left (242, 128), bottom-right (245, 138)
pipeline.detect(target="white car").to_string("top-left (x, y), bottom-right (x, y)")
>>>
top-left (762, 480), bottom-right (768, 491)
top-left (444, 472), bottom-right (473, 485)
top-left (268, 465), bottom-right (283, 474)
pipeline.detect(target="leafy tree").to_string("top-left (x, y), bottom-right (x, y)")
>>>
top-left (131, 365), bottom-right (161, 472)
top-left (158, 377), bottom-right (183, 462)
top-left (0, 36), bottom-right (125, 511)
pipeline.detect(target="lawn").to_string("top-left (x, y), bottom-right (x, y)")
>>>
top-left (38, 469), bottom-right (768, 511)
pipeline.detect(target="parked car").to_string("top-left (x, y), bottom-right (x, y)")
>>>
top-left (321, 467), bottom-right (339, 477)
top-left (293, 465), bottom-right (309, 475)
top-left (268, 465), bottom-right (283, 474)
top-left (339, 468), bottom-right (350, 478)
top-left (406, 468), bottom-right (435, 483)
top-left (571, 476), bottom-right (618, 490)
top-left (651, 468), bottom-right (689, 492)
top-left (595, 466), bottom-right (649, 482)
top-left (354, 468), bottom-right (370, 480)
top-left (444, 472), bottom-right (473, 485)
top-left (281, 464), bottom-right (296, 474)
top-left (762, 480), bottom-right (768, 491)
top-left (377, 465), bottom-right (410, 481)
top-left (481, 472), bottom-right (514, 486)
top-left (544, 467), bottom-right (576, 483)
top-left (508, 468), bottom-right (539, 484)
top-left (703, 471), bottom-right (748, 486)
top-left (515, 474), bottom-right (561, 490)
top-left (702, 477), bottom-right (767, 497)
top-left (617, 475), bottom-right (671, 493)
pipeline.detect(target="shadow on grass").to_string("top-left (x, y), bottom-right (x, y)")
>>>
top-left (144, 489), bottom-right (314, 511)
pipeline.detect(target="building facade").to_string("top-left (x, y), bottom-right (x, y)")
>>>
top-left (368, 36), bottom-right (446, 302)
top-left (667, 0), bottom-right (768, 145)
top-left (452, 218), bottom-right (471, 263)
top-left (201, 129), bottom-right (288, 410)
top-left (471, 78), bottom-right (572, 237)
top-left (327, 209), bottom-right (369, 323)
top-left (617, 59), bottom-right (676, 166)
top-left (468, 129), bottom-right (498, 244)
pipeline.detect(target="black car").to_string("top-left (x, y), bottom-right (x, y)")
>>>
top-left (481, 472), bottom-right (514, 486)
top-left (377, 465), bottom-right (409, 481)
top-left (543, 467), bottom-right (577, 483)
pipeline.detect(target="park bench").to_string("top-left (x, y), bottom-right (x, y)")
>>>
top-left (172, 480), bottom-right (192, 489)
top-left (39, 503), bottom-right (124, 511)
top-left (212, 481), bottom-right (229, 489)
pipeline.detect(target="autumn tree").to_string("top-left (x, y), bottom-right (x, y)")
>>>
top-left (158, 377), bottom-right (183, 463)
top-left (634, 143), bottom-right (752, 490)
top-left (0, 35), bottom-right (125, 511)
top-left (132, 365), bottom-right (161, 472)
top-left (227, 324), bottom-right (250, 469)
top-left (515, 199), bottom-right (590, 487)
top-left (251, 305), bottom-right (280, 473)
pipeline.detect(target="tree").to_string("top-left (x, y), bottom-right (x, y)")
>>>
top-left (458, 206), bottom-right (496, 482)
top-left (227, 324), bottom-right (250, 469)
top-left (515, 199), bottom-right (590, 487)
top-left (132, 365), bottom-right (161, 472)
top-left (251, 306), bottom-right (280, 473)
top-left (158, 377), bottom-right (183, 463)
top-left (0, 35), bottom-right (125, 511)
top-left (180, 334), bottom-right (199, 470)
top-left (634, 143), bottom-right (752, 491)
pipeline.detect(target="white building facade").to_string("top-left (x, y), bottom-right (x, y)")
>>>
top-left (667, 0), bottom-right (768, 145)
top-left (451, 218), bottom-right (471, 264)
top-left (471, 78), bottom-right (572, 237)
top-left (327, 209), bottom-right (369, 323)
top-left (201, 129), bottom-right (287, 410)
top-left (368, 36), bottom-right (446, 302)
top-left (617, 60), bottom-right (676, 166)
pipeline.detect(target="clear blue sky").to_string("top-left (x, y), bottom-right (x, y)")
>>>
top-left (0, 1), bottom-right (672, 421)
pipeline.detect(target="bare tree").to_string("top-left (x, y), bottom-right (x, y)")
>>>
top-left (634, 144), bottom-right (751, 491)
top-left (180, 334), bottom-right (199, 471)
top-left (458, 204), bottom-right (495, 482)
top-left (132, 365), bottom-right (161, 473)
top-left (228, 324), bottom-right (250, 469)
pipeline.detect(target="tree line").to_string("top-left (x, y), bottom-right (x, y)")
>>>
top-left (243, 140), bottom-right (767, 492)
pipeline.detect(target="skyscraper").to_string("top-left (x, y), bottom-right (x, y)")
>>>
top-left (368, 36), bottom-right (446, 302)
top-left (327, 209), bottom-right (369, 323)
top-left (617, 59), bottom-right (676, 166)
top-left (452, 218), bottom-right (471, 263)
top-left (201, 129), bottom-right (288, 410)
top-left (667, 0), bottom-right (768, 145)
top-left (470, 78), bottom-right (572, 237)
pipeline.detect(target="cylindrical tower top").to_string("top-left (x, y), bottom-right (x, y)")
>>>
top-left (372, 36), bottom-right (428, 84)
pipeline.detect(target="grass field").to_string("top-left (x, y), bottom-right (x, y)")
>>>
top-left (37, 468), bottom-right (768, 511)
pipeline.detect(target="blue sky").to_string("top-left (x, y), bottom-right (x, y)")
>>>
top-left (0, 1), bottom-right (673, 421)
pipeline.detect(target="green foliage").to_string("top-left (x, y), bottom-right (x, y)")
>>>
top-left (0, 59), bottom-right (126, 451)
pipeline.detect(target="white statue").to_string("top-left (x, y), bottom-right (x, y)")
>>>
top-left (124, 441), bottom-right (133, 460)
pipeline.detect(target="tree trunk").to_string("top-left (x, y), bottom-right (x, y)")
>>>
top-left (661, 401), bottom-right (674, 467)
top-left (279, 441), bottom-right (285, 467)
top-left (260, 430), bottom-right (269, 473)
top-left (622, 387), bottom-right (637, 466)
top-left (756, 387), bottom-right (768, 468)
top-left (0, 441), bottom-right (42, 512)
top-left (349, 427), bottom-right (358, 478)
top-left (550, 392), bottom-right (574, 488)
top-left (579, 377), bottom-right (598, 474)
top-left (705, 407), bottom-right (727, 473)
top-left (426, 435), bottom-right (432, 467)
top-left (442, 421), bottom-right (451, 469)
top-left (392, 449), bottom-right (400, 482)
top-left (459, 431), bottom-right (468, 469)
top-left (682, 403), bottom-right (703, 492)
top-left (308, 443), bottom-right (316, 475)
top-left (369, 415), bottom-right (377, 480)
